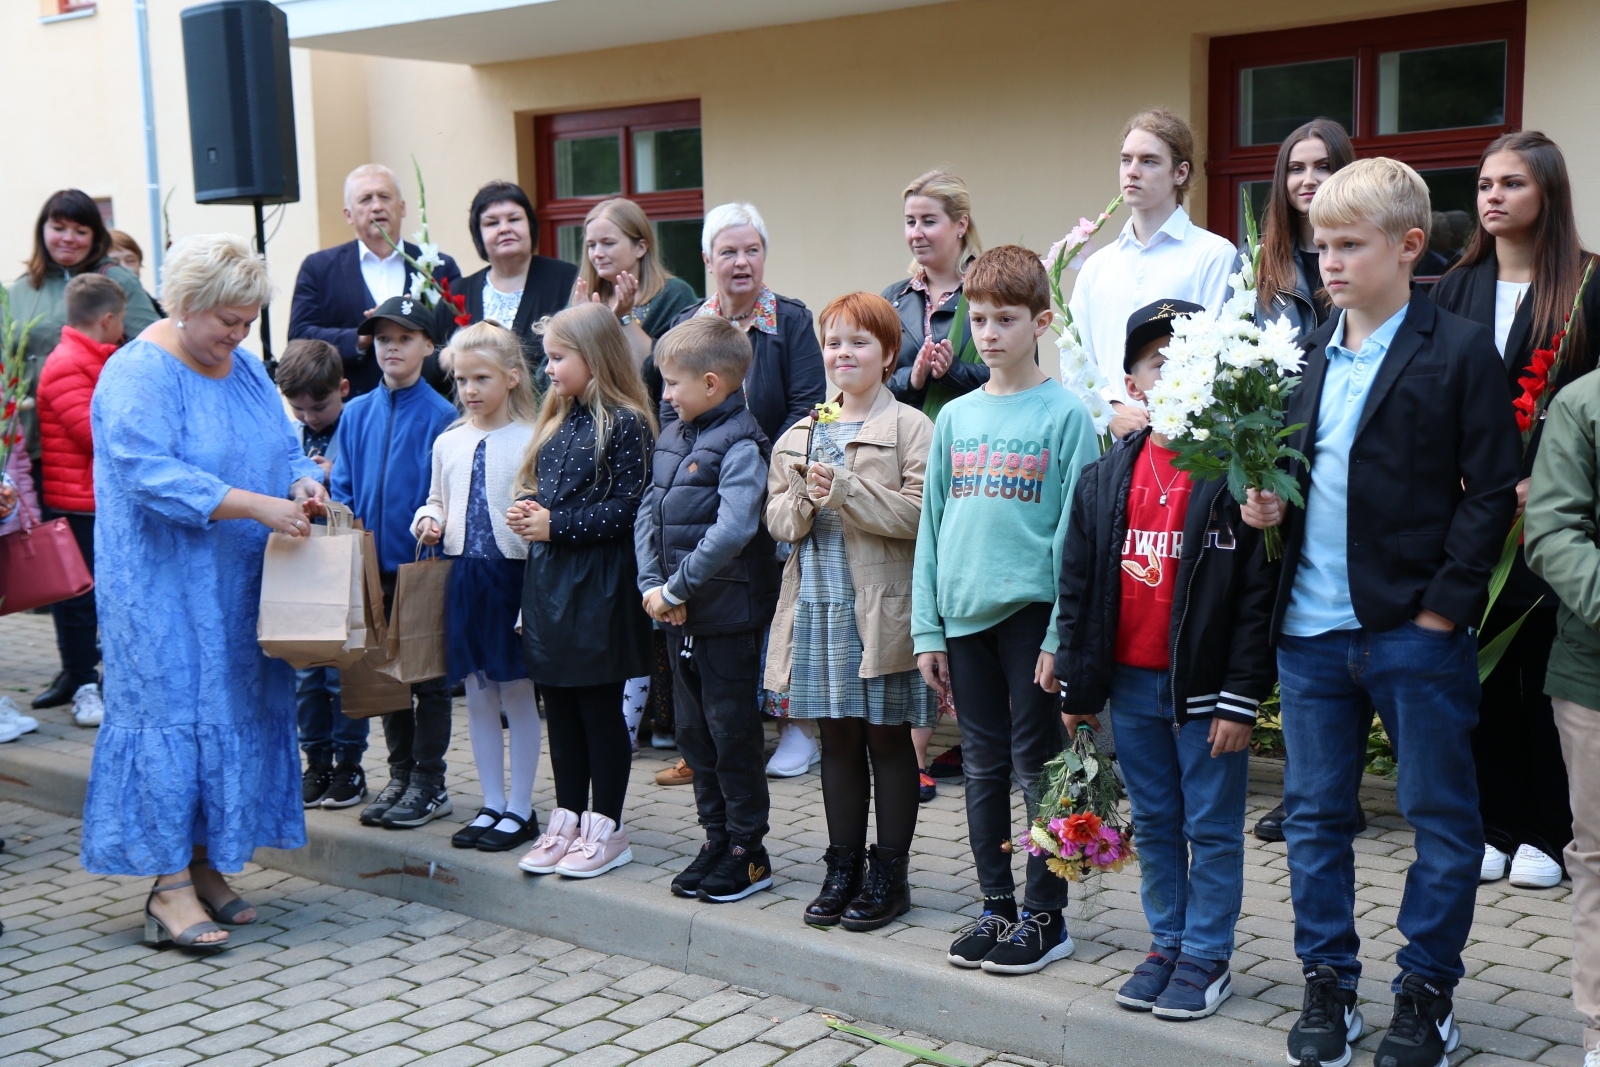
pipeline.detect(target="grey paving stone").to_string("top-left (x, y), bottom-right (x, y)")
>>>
top-left (475, 1020), bottom-right (563, 1053)
top-left (676, 990), bottom-right (759, 1024)
top-left (763, 1015), bottom-right (833, 1050)
top-left (630, 1045), bottom-right (719, 1067)
top-left (543, 995), bottom-right (622, 1027)
top-left (700, 1043), bottom-right (788, 1067)
top-left (405, 1020), bottom-right (494, 1053)
top-left (484, 1047), bottom-right (565, 1067)
top-left (412, 1048), bottom-right (494, 1067)
top-left (259, 1022), bottom-right (351, 1055)
top-left (619, 1018), bottom-right (702, 1051)
top-left (610, 993), bottom-right (692, 1026)
top-left (546, 1019), bottom-right (631, 1052)
top-left (692, 1013), bottom-right (777, 1050)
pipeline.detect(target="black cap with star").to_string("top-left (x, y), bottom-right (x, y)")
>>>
top-left (357, 294), bottom-right (439, 344)
top-left (1123, 298), bottom-right (1205, 372)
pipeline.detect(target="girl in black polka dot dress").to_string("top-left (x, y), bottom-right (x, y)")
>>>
top-left (508, 303), bottom-right (658, 878)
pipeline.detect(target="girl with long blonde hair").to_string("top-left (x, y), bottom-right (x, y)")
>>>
top-left (507, 303), bottom-right (657, 878)
top-left (412, 320), bottom-right (542, 854)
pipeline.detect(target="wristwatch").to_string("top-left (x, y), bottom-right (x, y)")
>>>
top-left (617, 313), bottom-right (634, 327)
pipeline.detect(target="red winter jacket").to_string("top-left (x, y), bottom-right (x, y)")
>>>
top-left (38, 326), bottom-right (119, 513)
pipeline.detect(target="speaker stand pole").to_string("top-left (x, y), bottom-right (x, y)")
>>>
top-left (253, 198), bottom-right (275, 379)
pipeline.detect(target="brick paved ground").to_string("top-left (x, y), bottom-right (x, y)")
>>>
top-left (1, 610), bottom-right (1590, 1064)
top-left (0, 801), bottom-right (1020, 1067)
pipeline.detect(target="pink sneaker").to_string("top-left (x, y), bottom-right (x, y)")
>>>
top-left (517, 808), bottom-right (579, 874)
top-left (555, 812), bottom-right (633, 878)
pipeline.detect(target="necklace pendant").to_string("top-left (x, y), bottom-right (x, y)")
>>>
top-left (1158, 493), bottom-right (1168, 506)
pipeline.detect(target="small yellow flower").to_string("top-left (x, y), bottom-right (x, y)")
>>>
top-left (813, 402), bottom-right (842, 424)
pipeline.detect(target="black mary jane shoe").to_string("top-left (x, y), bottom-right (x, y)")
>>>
top-left (840, 844), bottom-right (911, 932)
top-left (476, 811), bottom-right (539, 853)
top-left (804, 845), bottom-right (864, 927)
top-left (452, 808), bottom-right (503, 849)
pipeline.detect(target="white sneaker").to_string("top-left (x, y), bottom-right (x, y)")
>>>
top-left (0, 695), bottom-right (39, 736)
top-left (0, 719), bottom-right (21, 744)
top-left (71, 683), bottom-right (104, 727)
top-left (765, 721), bottom-right (819, 778)
top-left (1509, 843), bottom-right (1563, 888)
top-left (1480, 843), bottom-right (1509, 882)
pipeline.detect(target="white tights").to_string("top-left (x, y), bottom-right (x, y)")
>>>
top-left (465, 675), bottom-right (541, 831)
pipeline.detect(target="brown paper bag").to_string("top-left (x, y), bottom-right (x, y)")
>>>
top-left (373, 548), bottom-right (453, 684)
top-left (258, 502), bottom-right (372, 668)
top-left (339, 651), bottom-right (415, 718)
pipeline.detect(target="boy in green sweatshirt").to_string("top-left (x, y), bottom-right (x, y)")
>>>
top-left (913, 245), bottom-right (1098, 975)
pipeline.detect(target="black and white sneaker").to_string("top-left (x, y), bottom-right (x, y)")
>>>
top-left (696, 844), bottom-right (772, 902)
top-left (672, 840), bottom-right (727, 898)
top-left (360, 771), bottom-right (410, 826)
top-left (380, 774), bottom-right (453, 828)
top-left (1152, 954), bottom-right (1232, 1020)
top-left (1375, 974), bottom-right (1458, 1067)
top-left (321, 761), bottom-right (367, 809)
top-left (1287, 965), bottom-right (1364, 1067)
top-left (947, 911), bottom-right (1013, 968)
top-left (979, 910), bottom-right (1074, 974)
top-left (302, 763), bottom-right (333, 807)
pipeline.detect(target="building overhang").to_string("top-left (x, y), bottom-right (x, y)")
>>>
top-left (275, 0), bottom-right (951, 65)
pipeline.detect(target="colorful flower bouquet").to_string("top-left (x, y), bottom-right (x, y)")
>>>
top-left (1142, 193), bottom-right (1307, 560)
top-left (378, 156), bottom-right (469, 329)
top-left (1043, 195), bottom-right (1123, 451)
top-left (1020, 724), bottom-right (1135, 881)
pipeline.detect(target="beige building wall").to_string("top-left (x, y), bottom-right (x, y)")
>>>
top-left (2, 0), bottom-right (1593, 358)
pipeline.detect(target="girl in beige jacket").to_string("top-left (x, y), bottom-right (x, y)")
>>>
top-left (765, 292), bottom-right (936, 934)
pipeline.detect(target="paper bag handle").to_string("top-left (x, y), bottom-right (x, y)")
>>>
top-left (322, 501), bottom-right (355, 530)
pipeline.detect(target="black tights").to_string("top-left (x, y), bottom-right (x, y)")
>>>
top-left (818, 719), bottom-right (920, 853)
top-left (541, 682), bottom-right (631, 824)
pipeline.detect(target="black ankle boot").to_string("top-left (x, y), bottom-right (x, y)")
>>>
top-left (841, 844), bottom-right (910, 932)
top-left (804, 845), bottom-right (864, 927)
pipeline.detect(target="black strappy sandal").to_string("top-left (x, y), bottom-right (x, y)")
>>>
top-left (452, 808), bottom-right (502, 849)
top-left (144, 880), bottom-right (229, 954)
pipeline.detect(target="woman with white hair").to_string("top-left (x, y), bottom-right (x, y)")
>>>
top-left (666, 202), bottom-right (826, 446)
top-left (80, 233), bottom-right (328, 952)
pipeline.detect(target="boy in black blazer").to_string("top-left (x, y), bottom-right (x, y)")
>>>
top-left (1244, 159), bottom-right (1520, 1067)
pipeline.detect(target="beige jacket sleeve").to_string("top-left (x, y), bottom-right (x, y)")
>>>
top-left (817, 407), bottom-right (931, 539)
top-left (766, 421), bottom-right (818, 543)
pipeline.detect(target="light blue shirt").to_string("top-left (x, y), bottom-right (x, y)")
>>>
top-left (1282, 304), bottom-right (1410, 637)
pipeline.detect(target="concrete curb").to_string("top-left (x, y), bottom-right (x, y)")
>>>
top-left (4, 744), bottom-right (1288, 1066)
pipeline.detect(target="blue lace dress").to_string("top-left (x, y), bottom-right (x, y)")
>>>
top-left (80, 340), bottom-right (321, 876)
top-left (445, 438), bottom-right (528, 686)
top-left (784, 421), bottom-right (937, 727)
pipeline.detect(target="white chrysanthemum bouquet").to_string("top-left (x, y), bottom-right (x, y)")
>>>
top-left (1143, 196), bottom-right (1307, 559)
top-left (1044, 195), bottom-right (1123, 451)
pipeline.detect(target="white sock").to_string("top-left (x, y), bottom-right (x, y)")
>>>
top-left (501, 678), bottom-right (541, 823)
top-left (465, 675), bottom-right (508, 815)
top-left (622, 676), bottom-right (650, 735)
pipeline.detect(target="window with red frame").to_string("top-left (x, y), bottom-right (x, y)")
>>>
top-left (534, 100), bottom-right (705, 297)
top-left (1207, 1), bottom-right (1524, 276)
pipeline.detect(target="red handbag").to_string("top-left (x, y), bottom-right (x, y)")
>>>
top-left (0, 499), bottom-right (94, 615)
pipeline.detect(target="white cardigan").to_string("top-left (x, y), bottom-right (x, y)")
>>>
top-left (412, 421), bottom-right (535, 560)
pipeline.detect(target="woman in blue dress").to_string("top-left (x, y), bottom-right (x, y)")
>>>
top-left (82, 234), bottom-right (327, 952)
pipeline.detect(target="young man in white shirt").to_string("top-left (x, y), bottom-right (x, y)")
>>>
top-left (1067, 109), bottom-right (1238, 439)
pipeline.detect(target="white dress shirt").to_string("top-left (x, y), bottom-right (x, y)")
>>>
top-left (358, 242), bottom-right (406, 305)
top-left (1067, 205), bottom-right (1238, 403)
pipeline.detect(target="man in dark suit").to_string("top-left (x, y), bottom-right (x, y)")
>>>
top-left (289, 163), bottom-right (462, 397)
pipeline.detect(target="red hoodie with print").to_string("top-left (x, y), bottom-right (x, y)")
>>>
top-left (38, 325), bottom-right (119, 513)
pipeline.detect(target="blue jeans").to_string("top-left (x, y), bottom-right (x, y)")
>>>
top-left (295, 666), bottom-right (368, 766)
top-left (1110, 665), bottom-right (1249, 962)
top-left (1278, 624), bottom-right (1483, 992)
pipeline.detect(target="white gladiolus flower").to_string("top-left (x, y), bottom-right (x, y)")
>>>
top-left (408, 274), bottom-right (426, 303)
top-left (416, 242), bottom-right (444, 270)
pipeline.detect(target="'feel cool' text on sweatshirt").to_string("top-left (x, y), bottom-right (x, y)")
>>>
top-left (912, 379), bottom-right (1098, 655)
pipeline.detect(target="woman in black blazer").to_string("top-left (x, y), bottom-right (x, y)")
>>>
top-left (450, 181), bottom-right (579, 393)
top-left (1432, 130), bottom-right (1600, 888)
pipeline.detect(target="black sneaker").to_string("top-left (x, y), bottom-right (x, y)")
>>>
top-left (1253, 804), bottom-right (1287, 842)
top-left (928, 744), bottom-right (963, 779)
top-left (321, 761), bottom-right (367, 808)
top-left (1288, 965), bottom-right (1364, 1067)
top-left (696, 844), bottom-right (772, 902)
top-left (302, 762), bottom-right (334, 808)
top-left (673, 840), bottom-right (727, 898)
top-left (1376, 974), bottom-right (1458, 1067)
top-left (979, 910), bottom-right (1074, 974)
top-left (381, 774), bottom-right (453, 828)
top-left (947, 910), bottom-right (1013, 968)
top-left (360, 770), bottom-right (410, 826)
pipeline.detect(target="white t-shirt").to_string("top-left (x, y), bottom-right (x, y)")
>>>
top-left (1495, 280), bottom-right (1531, 357)
top-left (1066, 206), bottom-right (1238, 403)
top-left (358, 243), bottom-right (405, 305)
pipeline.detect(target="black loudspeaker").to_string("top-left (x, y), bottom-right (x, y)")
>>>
top-left (181, 0), bottom-right (299, 205)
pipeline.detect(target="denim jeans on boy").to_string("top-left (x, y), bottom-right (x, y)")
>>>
top-left (1110, 664), bottom-right (1248, 962)
top-left (295, 666), bottom-right (368, 766)
top-left (1278, 623), bottom-right (1483, 992)
top-left (945, 602), bottom-right (1069, 913)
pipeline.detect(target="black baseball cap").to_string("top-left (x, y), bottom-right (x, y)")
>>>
top-left (358, 295), bottom-right (438, 344)
top-left (1124, 299), bottom-right (1204, 372)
